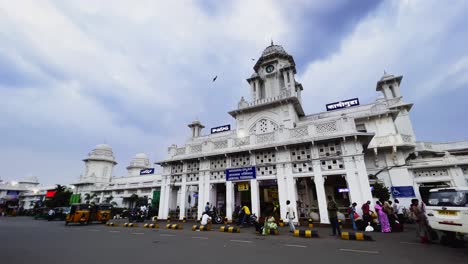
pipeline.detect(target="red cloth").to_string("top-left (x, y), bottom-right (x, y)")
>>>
top-left (361, 203), bottom-right (370, 215)
top-left (45, 190), bottom-right (57, 198)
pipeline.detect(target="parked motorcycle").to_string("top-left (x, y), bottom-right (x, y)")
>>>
top-left (207, 207), bottom-right (223, 224)
top-left (128, 209), bottom-right (146, 223)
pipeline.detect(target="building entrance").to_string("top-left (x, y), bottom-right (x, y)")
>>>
top-left (234, 181), bottom-right (251, 212)
top-left (324, 175), bottom-right (350, 215)
top-left (259, 180), bottom-right (279, 218)
top-left (296, 177), bottom-right (318, 221)
top-left (210, 183), bottom-right (226, 216)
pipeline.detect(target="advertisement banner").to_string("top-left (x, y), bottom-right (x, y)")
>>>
top-left (391, 186), bottom-right (416, 198)
top-left (226, 166), bottom-right (256, 181)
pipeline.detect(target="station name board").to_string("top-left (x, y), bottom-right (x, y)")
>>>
top-left (140, 168), bottom-right (155, 175)
top-left (226, 166), bottom-right (256, 181)
top-left (211, 124), bottom-right (231, 134)
top-left (326, 98), bottom-right (360, 111)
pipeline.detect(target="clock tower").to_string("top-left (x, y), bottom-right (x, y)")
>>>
top-left (229, 43), bottom-right (305, 135)
top-left (247, 42), bottom-right (303, 102)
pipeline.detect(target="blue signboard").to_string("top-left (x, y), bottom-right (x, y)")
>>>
top-left (140, 168), bottom-right (155, 175)
top-left (391, 186), bottom-right (416, 198)
top-left (211, 124), bottom-right (231, 134)
top-left (226, 166), bottom-right (256, 181)
top-left (326, 98), bottom-right (360, 111)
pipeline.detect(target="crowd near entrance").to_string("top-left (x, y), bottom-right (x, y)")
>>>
top-left (259, 180), bottom-right (279, 218)
top-left (324, 175), bottom-right (351, 214)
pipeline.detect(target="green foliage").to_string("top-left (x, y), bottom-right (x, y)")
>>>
top-left (45, 184), bottom-right (72, 208)
top-left (372, 182), bottom-right (390, 202)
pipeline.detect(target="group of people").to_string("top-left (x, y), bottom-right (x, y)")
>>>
top-left (327, 196), bottom-right (407, 236)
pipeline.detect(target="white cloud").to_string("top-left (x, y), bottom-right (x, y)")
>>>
top-left (0, 0), bottom-right (297, 184)
top-left (299, 0), bottom-right (468, 113)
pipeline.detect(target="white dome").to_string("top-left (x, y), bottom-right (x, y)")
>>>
top-left (95, 144), bottom-right (112, 151)
top-left (134, 153), bottom-right (148, 159)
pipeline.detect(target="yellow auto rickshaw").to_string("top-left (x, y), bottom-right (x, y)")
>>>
top-left (65, 203), bottom-right (93, 225)
top-left (96, 204), bottom-right (112, 223)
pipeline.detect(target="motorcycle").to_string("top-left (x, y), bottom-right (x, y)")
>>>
top-left (237, 211), bottom-right (256, 227)
top-left (128, 209), bottom-right (146, 223)
top-left (207, 207), bottom-right (223, 224)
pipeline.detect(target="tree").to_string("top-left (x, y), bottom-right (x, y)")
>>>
top-left (84, 193), bottom-right (97, 204)
top-left (128, 194), bottom-right (139, 209)
top-left (105, 195), bottom-right (114, 203)
top-left (372, 182), bottom-right (390, 202)
top-left (45, 184), bottom-right (72, 208)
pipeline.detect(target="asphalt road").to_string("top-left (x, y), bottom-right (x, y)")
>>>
top-left (1, 217), bottom-right (467, 264)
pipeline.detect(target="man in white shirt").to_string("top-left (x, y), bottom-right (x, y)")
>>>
top-left (286, 200), bottom-right (296, 233)
top-left (201, 212), bottom-right (212, 225)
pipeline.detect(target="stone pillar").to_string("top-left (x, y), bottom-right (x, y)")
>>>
top-left (285, 172), bottom-right (299, 224)
top-left (179, 176), bottom-right (187, 220)
top-left (226, 181), bottom-right (234, 221)
top-left (344, 157), bottom-right (362, 205)
top-left (355, 155), bottom-right (373, 206)
top-left (276, 163), bottom-right (288, 221)
top-left (197, 172), bottom-right (205, 219)
top-left (312, 160), bottom-right (329, 224)
top-left (250, 179), bottom-right (260, 217)
top-left (158, 175), bottom-right (170, 220)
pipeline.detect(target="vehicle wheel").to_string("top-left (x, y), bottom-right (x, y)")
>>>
top-left (214, 216), bottom-right (223, 224)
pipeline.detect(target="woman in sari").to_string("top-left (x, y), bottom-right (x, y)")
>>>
top-left (375, 201), bottom-right (391, 233)
top-left (410, 199), bottom-right (429, 244)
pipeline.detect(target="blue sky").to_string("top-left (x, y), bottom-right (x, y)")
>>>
top-left (1, 0), bottom-right (467, 185)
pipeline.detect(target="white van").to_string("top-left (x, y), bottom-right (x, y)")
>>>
top-left (425, 187), bottom-right (468, 245)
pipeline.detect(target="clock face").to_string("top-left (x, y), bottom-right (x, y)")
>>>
top-left (266, 65), bottom-right (275, 73)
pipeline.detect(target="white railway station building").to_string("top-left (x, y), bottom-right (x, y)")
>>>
top-left (71, 44), bottom-right (468, 223)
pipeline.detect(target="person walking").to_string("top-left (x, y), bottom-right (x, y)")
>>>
top-left (410, 199), bottom-right (429, 244)
top-left (285, 200), bottom-right (296, 233)
top-left (393, 199), bottom-right (404, 231)
top-left (348, 202), bottom-right (358, 231)
top-left (361, 201), bottom-right (372, 225)
top-left (327, 196), bottom-right (341, 236)
top-left (205, 202), bottom-right (210, 213)
top-left (375, 201), bottom-right (391, 233)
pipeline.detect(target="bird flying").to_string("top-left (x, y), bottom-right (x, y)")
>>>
top-left (212, 76), bottom-right (218, 82)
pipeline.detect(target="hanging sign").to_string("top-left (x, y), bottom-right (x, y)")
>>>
top-left (326, 98), bottom-right (360, 111)
top-left (391, 186), bottom-right (416, 198)
top-left (226, 166), bottom-right (256, 181)
top-left (237, 182), bottom-right (250, 192)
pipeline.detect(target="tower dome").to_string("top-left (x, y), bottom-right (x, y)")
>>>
top-left (261, 44), bottom-right (288, 57)
top-left (127, 153), bottom-right (150, 175)
top-left (83, 143), bottom-right (117, 164)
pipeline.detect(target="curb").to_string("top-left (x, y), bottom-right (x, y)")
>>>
top-left (166, 223), bottom-right (183, 230)
top-left (341, 232), bottom-right (373, 241)
top-left (106, 222), bottom-right (118, 227)
top-left (123, 223), bottom-right (138, 227)
top-left (143, 223), bottom-right (159, 228)
top-left (219, 225), bottom-right (240, 233)
top-left (293, 229), bottom-right (319, 238)
top-left (192, 224), bottom-right (211, 231)
top-left (279, 219), bottom-right (285, 227)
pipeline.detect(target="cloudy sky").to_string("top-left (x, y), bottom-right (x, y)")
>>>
top-left (1, 0), bottom-right (467, 185)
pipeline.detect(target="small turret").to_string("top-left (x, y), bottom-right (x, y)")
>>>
top-left (376, 71), bottom-right (403, 100)
top-left (188, 120), bottom-right (205, 138)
